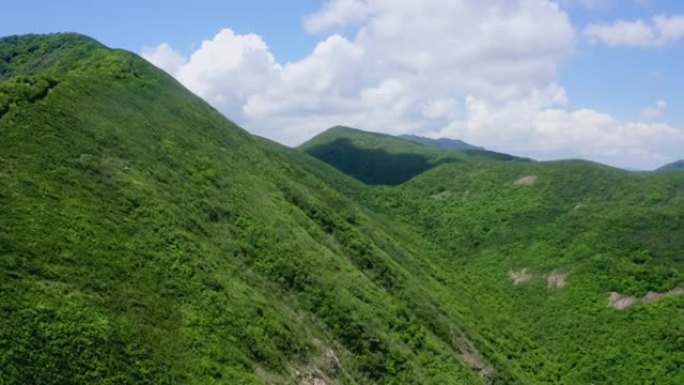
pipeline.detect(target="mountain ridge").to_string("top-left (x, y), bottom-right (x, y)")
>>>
top-left (398, 134), bottom-right (485, 151)
top-left (299, 126), bottom-right (529, 185)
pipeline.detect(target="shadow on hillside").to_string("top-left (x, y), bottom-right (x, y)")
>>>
top-left (306, 138), bottom-right (459, 185)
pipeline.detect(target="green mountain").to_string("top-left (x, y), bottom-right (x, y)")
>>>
top-left (398, 134), bottom-right (484, 152)
top-left (302, 126), bottom-right (684, 384)
top-left (2, 33), bottom-right (683, 385)
top-left (300, 126), bottom-right (527, 185)
top-left (1, 34), bottom-right (488, 385)
top-left (656, 160), bottom-right (684, 172)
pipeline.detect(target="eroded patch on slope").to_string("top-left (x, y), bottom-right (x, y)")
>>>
top-left (508, 268), bottom-right (532, 285)
top-left (546, 272), bottom-right (567, 289)
top-left (608, 292), bottom-right (638, 310)
top-left (451, 325), bottom-right (496, 385)
top-left (294, 338), bottom-right (342, 385)
top-left (513, 175), bottom-right (538, 186)
top-left (608, 288), bottom-right (683, 310)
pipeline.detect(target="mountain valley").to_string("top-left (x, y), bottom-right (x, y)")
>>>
top-left (1, 33), bottom-right (683, 385)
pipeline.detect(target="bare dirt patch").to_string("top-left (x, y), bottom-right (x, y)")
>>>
top-left (508, 268), bottom-right (532, 285)
top-left (294, 339), bottom-right (341, 385)
top-left (451, 325), bottom-right (495, 384)
top-left (608, 292), bottom-right (638, 310)
top-left (546, 272), bottom-right (567, 289)
top-left (642, 287), bottom-right (684, 303)
top-left (608, 288), bottom-right (683, 310)
top-left (300, 371), bottom-right (329, 385)
top-left (513, 175), bottom-right (538, 186)
top-left (431, 191), bottom-right (453, 200)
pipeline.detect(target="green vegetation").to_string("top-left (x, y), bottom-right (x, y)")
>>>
top-left (301, 126), bottom-right (461, 185)
top-left (300, 127), bottom-right (527, 185)
top-left (1, 33), bottom-right (682, 385)
top-left (302, 128), bottom-right (684, 384)
top-left (0, 33), bottom-right (491, 385)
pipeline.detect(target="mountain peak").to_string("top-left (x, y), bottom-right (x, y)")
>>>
top-left (0, 33), bottom-right (105, 78)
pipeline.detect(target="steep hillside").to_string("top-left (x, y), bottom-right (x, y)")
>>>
top-left (398, 134), bottom-right (484, 151)
top-left (303, 128), bottom-right (684, 384)
top-left (0, 34), bottom-right (496, 385)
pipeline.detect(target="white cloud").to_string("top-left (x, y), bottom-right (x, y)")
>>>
top-left (458, 100), bottom-right (684, 168)
top-left (174, 29), bottom-right (282, 119)
top-left (143, 30), bottom-right (280, 116)
top-left (559, 0), bottom-right (613, 10)
top-left (303, 0), bottom-right (374, 33)
top-left (141, 43), bottom-right (186, 74)
top-left (584, 14), bottom-right (684, 47)
top-left (420, 98), bottom-right (460, 120)
top-left (654, 14), bottom-right (684, 41)
top-left (640, 100), bottom-right (667, 119)
top-left (584, 19), bottom-right (657, 47)
top-left (141, 1), bottom-right (684, 170)
top-left (559, 0), bottom-right (654, 10)
top-left (245, 0), bottom-right (577, 142)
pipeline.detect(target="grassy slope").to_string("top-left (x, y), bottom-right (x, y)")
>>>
top-left (0, 34), bottom-right (495, 384)
top-left (301, 129), bottom-right (684, 384)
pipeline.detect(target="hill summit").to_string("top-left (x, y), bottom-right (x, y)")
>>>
top-left (299, 126), bottom-right (527, 185)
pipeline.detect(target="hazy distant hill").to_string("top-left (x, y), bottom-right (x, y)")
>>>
top-left (656, 159), bottom-right (684, 171)
top-left (398, 134), bottom-right (484, 151)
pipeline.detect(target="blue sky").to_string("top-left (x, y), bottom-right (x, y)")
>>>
top-left (560, 0), bottom-right (684, 124)
top-left (1, 1), bottom-right (321, 61)
top-left (3, 1), bottom-right (684, 169)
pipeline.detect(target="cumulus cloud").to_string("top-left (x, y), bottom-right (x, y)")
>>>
top-left (145, 29), bottom-right (281, 119)
top-left (640, 100), bottom-right (667, 119)
top-left (654, 14), bottom-right (684, 42)
top-left (142, 1), bottom-right (684, 170)
top-left (141, 43), bottom-right (186, 74)
top-left (246, 0), bottom-right (577, 142)
top-left (585, 14), bottom-right (684, 47)
top-left (461, 100), bottom-right (684, 168)
top-left (303, 0), bottom-right (374, 33)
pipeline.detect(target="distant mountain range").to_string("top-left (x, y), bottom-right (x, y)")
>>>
top-left (398, 134), bottom-right (485, 151)
top-left (656, 160), bottom-right (684, 172)
top-left (300, 126), bottom-right (529, 185)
